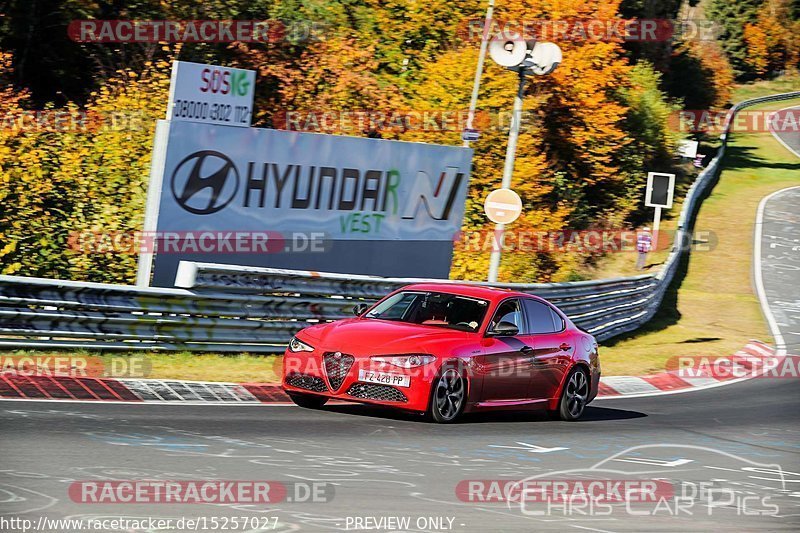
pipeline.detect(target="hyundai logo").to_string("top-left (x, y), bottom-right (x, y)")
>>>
top-left (171, 150), bottom-right (240, 215)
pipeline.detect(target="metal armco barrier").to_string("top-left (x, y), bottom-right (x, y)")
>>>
top-left (2, 91), bottom-right (798, 352)
top-left (174, 262), bottom-right (657, 342)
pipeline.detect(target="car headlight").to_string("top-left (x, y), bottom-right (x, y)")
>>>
top-left (288, 336), bottom-right (314, 353)
top-left (371, 354), bottom-right (436, 368)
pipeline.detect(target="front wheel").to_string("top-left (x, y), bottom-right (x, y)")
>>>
top-left (287, 392), bottom-right (328, 409)
top-left (554, 367), bottom-right (589, 421)
top-left (427, 368), bottom-right (466, 423)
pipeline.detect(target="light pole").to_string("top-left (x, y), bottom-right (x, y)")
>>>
top-left (463, 0), bottom-right (495, 148)
top-left (487, 68), bottom-right (526, 282)
top-left (484, 34), bottom-right (562, 282)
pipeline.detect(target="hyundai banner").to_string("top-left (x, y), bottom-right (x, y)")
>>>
top-left (141, 120), bottom-right (472, 286)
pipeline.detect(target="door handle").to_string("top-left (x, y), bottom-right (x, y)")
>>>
top-left (520, 345), bottom-right (533, 354)
top-left (559, 343), bottom-right (572, 351)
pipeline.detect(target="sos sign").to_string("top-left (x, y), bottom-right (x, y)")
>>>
top-left (200, 68), bottom-right (251, 97)
top-left (166, 61), bottom-right (256, 127)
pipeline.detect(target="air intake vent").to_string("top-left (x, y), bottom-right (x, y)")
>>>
top-left (347, 383), bottom-right (408, 403)
top-left (285, 373), bottom-right (327, 393)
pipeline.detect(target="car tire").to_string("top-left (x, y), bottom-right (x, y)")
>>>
top-left (555, 367), bottom-right (590, 421)
top-left (427, 367), bottom-right (467, 423)
top-left (287, 392), bottom-right (328, 409)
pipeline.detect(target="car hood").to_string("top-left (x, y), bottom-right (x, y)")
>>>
top-left (298, 318), bottom-right (472, 355)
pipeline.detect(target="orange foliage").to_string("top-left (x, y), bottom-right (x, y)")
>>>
top-left (744, 0), bottom-right (800, 76)
top-left (402, 0), bottom-right (652, 281)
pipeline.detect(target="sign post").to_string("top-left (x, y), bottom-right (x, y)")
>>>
top-left (135, 120), bottom-right (171, 287)
top-left (486, 70), bottom-right (526, 282)
top-left (463, 0), bottom-right (496, 149)
top-left (485, 32), bottom-right (562, 282)
top-left (644, 172), bottom-right (676, 250)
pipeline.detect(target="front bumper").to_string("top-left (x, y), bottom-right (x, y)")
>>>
top-left (282, 349), bottom-right (432, 412)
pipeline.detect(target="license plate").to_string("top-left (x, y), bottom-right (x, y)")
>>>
top-left (358, 370), bottom-right (410, 388)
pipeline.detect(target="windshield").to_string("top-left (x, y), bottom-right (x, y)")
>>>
top-left (364, 290), bottom-right (489, 332)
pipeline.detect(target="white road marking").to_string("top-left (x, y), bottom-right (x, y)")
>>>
top-left (599, 376), bottom-right (661, 394)
top-left (678, 376), bottom-right (720, 388)
top-left (754, 185), bottom-right (799, 358)
top-left (769, 106), bottom-right (800, 158)
top-left (570, 526), bottom-right (619, 533)
top-left (612, 457), bottom-right (693, 468)
top-left (488, 442), bottom-right (569, 453)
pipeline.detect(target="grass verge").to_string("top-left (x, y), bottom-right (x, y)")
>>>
top-left (732, 74), bottom-right (800, 102)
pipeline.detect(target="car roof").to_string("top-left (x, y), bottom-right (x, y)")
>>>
top-left (398, 283), bottom-right (537, 303)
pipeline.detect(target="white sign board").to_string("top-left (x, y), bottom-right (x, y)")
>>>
top-left (138, 120), bottom-right (472, 286)
top-left (645, 172), bottom-right (675, 209)
top-left (676, 139), bottom-right (699, 158)
top-left (166, 61), bottom-right (256, 127)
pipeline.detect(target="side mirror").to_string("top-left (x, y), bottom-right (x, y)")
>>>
top-left (353, 303), bottom-right (370, 316)
top-left (490, 321), bottom-right (519, 336)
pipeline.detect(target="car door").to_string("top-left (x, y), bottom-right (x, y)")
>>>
top-left (477, 298), bottom-right (537, 402)
top-left (522, 299), bottom-right (573, 401)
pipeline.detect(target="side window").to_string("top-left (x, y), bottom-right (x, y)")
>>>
top-left (522, 299), bottom-right (558, 334)
top-left (490, 299), bottom-right (523, 333)
top-left (550, 307), bottom-right (566, 331)
top-left (367, 292), bottom-right (419, 320)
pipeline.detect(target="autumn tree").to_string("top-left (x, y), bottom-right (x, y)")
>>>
top-left (0, 0), bottom-right (704, 283)
top-left (0, 54), bottom-right (172, 281)
top-left (744, 0), bottom-right (800, 76)
top-left (403, 0), bottom-right (682, 282)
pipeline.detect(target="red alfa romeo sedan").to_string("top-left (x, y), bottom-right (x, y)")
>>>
top-left (282, 283), bottom-right (600, 423)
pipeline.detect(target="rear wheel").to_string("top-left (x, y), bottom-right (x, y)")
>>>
top-left (287, 392), bottom-right (328, 409)
top-left (428, 368), bottom-right (466, 423)
top-left (555, 367), bottom-right (589, 421)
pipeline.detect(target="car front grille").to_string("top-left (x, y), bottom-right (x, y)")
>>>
top-left (285, 373), bottom-right (328, 393)
top-left (346, 382), bottom-right (408, 403)
top-left (323, 352), bottom-right (355, 391)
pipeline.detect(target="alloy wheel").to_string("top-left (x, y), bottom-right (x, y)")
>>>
top-left (434, 369), bottom-right (464, 421)
top-left (564, 369), bottom-right (588, 419)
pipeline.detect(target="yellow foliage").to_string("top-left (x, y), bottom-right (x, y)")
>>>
top-left (0, 53), bottom-right (172, 281)
top-left (744, 0), bottom-right (800, 76)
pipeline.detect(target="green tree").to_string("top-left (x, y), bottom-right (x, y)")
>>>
top-left (706, 0), bottom-right (765, 79)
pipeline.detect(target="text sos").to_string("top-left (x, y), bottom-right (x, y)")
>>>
top-left (199, 68), bottom-right (251, 97)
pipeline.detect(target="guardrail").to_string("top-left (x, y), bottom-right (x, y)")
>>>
top-left (174, 262), bottom-right (657, 342)
top-left (2, 91), bottom-right (798, 352)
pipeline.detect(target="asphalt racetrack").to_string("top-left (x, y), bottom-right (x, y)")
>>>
top-left (757, 185), bottom-right (800, 356)
top-left (1, 373), bottom-right (799, 532)
top-left (771, 106), bottom-right (800, 158)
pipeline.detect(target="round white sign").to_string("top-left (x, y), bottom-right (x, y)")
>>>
top-left (484, 188), bottom-right (522, 224)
